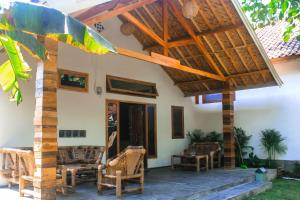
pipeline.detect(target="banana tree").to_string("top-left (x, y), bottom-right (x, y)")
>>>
top-left (0, 2), bottom-right (115, 104)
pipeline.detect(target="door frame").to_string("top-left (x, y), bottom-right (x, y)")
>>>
top-left (105, 99), bottom-right (157, 160)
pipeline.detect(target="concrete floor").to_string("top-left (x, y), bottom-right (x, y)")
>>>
top-left (0, 167), bottom-right (256, 200)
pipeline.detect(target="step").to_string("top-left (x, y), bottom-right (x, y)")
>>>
top-left (196, 181), bottom-right (272, 200)
top-left (176, 175), bottom-right (255, 200)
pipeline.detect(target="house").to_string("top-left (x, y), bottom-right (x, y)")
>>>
top-left (0, 0), bottom-right (294, 198)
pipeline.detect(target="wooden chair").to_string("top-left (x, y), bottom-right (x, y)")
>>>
top-left (0, 148), bottom-right (20, 187)
top-left (97, 146), bottom-right (146, 199)
top-left (192, 142), bottom-right (221, 169)
top-left (18, 150), bottom-right (67, 197)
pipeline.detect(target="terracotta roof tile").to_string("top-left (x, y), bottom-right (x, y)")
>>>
top-left (256, 22), bottom-right (300, 59)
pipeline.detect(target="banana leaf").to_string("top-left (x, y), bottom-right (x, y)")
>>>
top-left (6, 31), bottom-right (46, 60)
top-left (0, 1), bottom-right (117, 104)
top-left (9, 2), bottom-right (115, 54)
top-left (0, 35), bottom-right (30, 104)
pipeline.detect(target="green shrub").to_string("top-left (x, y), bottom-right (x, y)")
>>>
top-left (293, 162), bottom-right (300, 177)
top-left (247, 152), bottom-right (261, 168)
top-left (187, 129), bottom-right (223, 146)
top-left (260, 129), bottom-right (287, 168)
top-left (234, 127), bottom-right (253, 166)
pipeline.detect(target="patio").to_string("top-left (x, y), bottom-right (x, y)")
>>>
top-left (0, 167), bottom-right (275, 200)
top-left (0, 0), bottom-right (286, 199)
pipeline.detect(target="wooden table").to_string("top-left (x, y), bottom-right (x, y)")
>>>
top-left (171, 154), bottom-right (209, 173)
top-left (63, 164), bottom-right (98, 192)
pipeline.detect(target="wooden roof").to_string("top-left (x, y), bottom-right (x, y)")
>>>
top-left (73, 0), bottom-right (282, 97)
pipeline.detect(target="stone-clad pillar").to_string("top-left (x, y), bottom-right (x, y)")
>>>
top-left (33, 37), bottom-right (58, 200)
top-left (222, 81), bottom-right (235, 169)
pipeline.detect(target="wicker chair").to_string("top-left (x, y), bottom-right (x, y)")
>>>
top-left (18, 150), bottom-right (67, 197)
top-left (97, 146), bottom-right (146, 199)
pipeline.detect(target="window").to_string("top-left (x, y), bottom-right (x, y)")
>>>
top-left (106, 75), bottom-right (158, 98)
top-left (147, 104), bottom-right (157, 158)
top-left (58, 69), bottom-right (89, 92)
top-left (171, 106), bottom-right (184, 139)
top-left (202, 93), bottom-right (236, 104)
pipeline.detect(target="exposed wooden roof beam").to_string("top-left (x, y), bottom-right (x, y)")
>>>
top-left (184, 80), bottom-right (275, 97)
top-left (228, 69), bottom-right (269, 79)
top-left (166, 0), bottom-right (223, 78)
top-left (175, 69), bottom-right (269, 86)
top-left (82, 0), bottom-right (157, 25)
top-left (121, 12), bottom-right (166, 47)
top-left (175, 78), bottom-right (215, 86)
top-left (163, 0), bottom-right (169, 56)
top-left (144, 23), bottom-right (243, 50)
top-left (116, 47), bottom-right (226, 81)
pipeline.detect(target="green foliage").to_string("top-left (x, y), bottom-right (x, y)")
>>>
top-left (187, 129), bottom-right (223, 145)
top-left (0, 2), bottom-right (115, 104)
top-left (234, 127), bottom-right (253, 166)
top-left (260, 129), bottom-right (287, 168)
top-left (247, 151), bottom-right (261, 168)
top-left (0, 35), bottom-right (31, 104)
top-left (293, 162), bottom-right (300, 177)
top-left (241, 0), bottom-right (300, 42)
top-left (9, 2), bottom-right (115, 54)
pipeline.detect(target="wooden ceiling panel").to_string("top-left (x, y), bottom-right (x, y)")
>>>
top-left (205, 0), bottom-right (232, 26)
top-left (196, 0), bottom-right (220, 29)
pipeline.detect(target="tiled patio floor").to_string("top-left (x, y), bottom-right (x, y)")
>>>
top-left (0, 167), bottom-right (256, 200)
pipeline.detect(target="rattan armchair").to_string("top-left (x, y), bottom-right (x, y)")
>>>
top-left (97, 146), bottom-right (146, 199)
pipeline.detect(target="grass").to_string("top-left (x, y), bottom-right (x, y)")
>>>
top-left (246, 178), bottom-right (300, 200)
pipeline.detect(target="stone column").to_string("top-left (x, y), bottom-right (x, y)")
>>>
top-left (33, 38), bottom-right (58, 200)
top-left (222, 81), bottom-right (235, 169)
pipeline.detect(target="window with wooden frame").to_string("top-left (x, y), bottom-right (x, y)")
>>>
top-left (58, 69), bottom-right (89, 92)
top-left (171, 106), bottom-right (184, 139)
top-left (202, 92), bottom-right (236, 104)
top-left (106, 75), bottom-right (158, 98)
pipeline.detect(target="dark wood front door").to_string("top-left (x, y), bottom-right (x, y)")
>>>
top-left (106, 100), bottom-right (148, 168)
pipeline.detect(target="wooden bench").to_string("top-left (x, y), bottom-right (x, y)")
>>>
top-left (172, 142), bottom-right (221, 172)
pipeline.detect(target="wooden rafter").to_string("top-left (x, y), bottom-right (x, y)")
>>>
top-left (133, 7), bottom-right (191, 82)
top-left (137, 4), bottom-right (195, 82)
top-left (144, 23), bottom-right (243, 50)
top-left (196, 0), bottom-right (247, 87)
top-left (175, 78), bottom-right (214, 86)
top-left (121, 12), bottom-right (166, 46)
top-left (228, 69), bottom-right (269, 79)
top-left (116, 47), bottom-right (226, 81)
top-left (163, 0), bottom-right (169, 56)
top-left (83, 0), bottom-right (157, 25)
top-left (215, 0), bottom-right (262, 85)
top-left (175, 69), bottom-right (269, 86)
top-left (166, 0), bottom-right (225, 78)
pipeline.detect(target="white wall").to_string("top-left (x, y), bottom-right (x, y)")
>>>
top-left (196, 57), bottom-right (300, 161)
top-left (0, 18), bottom-right (202, 173)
